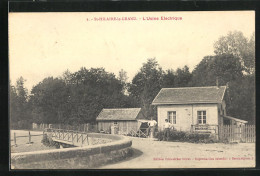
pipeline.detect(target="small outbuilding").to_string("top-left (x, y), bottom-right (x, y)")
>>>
top-left (96, 108), bottom-right (146, 135)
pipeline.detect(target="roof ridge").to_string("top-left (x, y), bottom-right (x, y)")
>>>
top-left (102, 108), bottom-right (141, 110)
top-left (161, 86), bottom-right (226, 90)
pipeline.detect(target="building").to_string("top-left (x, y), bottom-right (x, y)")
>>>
top-left (152, 86), bottom-right (247, 134)
top-left (96, 108), bottom-right (146, 135)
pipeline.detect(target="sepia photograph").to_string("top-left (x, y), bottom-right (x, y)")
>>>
top-left (9, 11), bottom-right (255, 169)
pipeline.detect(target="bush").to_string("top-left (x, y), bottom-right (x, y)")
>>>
top-left (156, 130), bottom-right (215, 143)
top-left (41, 134), bottom-right (60, 148)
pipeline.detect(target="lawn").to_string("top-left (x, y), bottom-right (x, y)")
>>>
top-left (10, 130), bottom-right (57, 153)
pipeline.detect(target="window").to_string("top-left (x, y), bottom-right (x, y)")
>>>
top-left (114, 121), bottom-right (118, 125)
top-left (197, 111), bottom-right (206, 124)
top-left (168, 111), bottom-right (176, 124)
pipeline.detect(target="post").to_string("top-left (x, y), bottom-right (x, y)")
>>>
top-left (72, 131), bottom-right (74, 143)
top-left (14, 132), bottom-right (16, 146)
top-left (29, 131), bottom-right (31, 144)
top-left (82, 134), bottom-right (83, 145)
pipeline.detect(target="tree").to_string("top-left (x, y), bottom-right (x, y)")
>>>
top-left (129, 58), bottom-right (164, 119)
top-left (190, 53), bottom-right (254, 124)
top-left (64, 67), bottom-right (133, 123)
top-left (9, 77), bottom-right (30, 129)
top-left (225, 75), bottom-right (255, 124)
top-left (30, 77), bottom-right (69, 124)
top-left (9, 81), bottom-right (19, 129)
top-left (214, 31), bottom-right (255, 74)
top-left (118, 69), bottom-right (129, 95)
top-left (174, 65), bottom-right (192, 87)
top-left (162, 69), bottom-right (175, 88)
top-left (191, 54), bottom-right (243, 87)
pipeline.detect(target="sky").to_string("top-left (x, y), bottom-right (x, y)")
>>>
top-left (9, 11), bottom-right (255, 91)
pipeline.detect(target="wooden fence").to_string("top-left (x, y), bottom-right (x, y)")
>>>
top-left (11, 131), bottom-right (44, 146)
top-left (32, 123), bottom-right (98, 132)
top-left (218, 125), bottom-right (255, 143)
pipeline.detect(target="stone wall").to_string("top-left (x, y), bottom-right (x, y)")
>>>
top-left (11, 134), bottom-right (132, 169)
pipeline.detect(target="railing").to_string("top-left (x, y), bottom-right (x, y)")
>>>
top-left (129, 128), bottom-right (148, 138)
top-left (191, 124), bottom-right (218, 134)
top-left (44, 128), bottom-right (89, 146)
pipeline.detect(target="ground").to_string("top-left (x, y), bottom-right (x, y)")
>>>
top-left (100, 137), bottom-right (255, 169)
top-left (10, 130), bottom-right (57, 153)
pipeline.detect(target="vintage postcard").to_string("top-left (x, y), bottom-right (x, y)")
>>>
top-left (9, 11), bottom-right (255, 169)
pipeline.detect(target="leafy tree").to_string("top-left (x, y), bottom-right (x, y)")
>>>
top-left (118, 69), bottom-right (129, 95)
top-left (129, 58), bottom-right (164, 119)
top-left (30, 77), bottom-right (69, 124)
top-left (191, 54), bottom-right (243, 87)
top-left (162, 69), bottom-right (175, 88)
top-left (9, 82), bottom-right (19, 129)
top-left (214, 31), bottom-right (255, 74)
top-left (65, 67), bottom-right (133, 123)
top-left (174, 65), bottom-right (192, 87)
top-left (225, 75), bottom-right (255, 124)
top-left (9, 77), bottom-right (30, 129)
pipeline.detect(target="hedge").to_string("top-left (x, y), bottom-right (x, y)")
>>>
top-left (156, 130), bottom-right (216, 143)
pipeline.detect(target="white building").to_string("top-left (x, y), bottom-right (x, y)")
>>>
top-left (152, 86), bottom-right (247, 133)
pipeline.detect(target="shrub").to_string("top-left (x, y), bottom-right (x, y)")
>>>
top-left (156, 130), bottom-right (215, 143)
top-left (41, 134), bottom-right (60, 148)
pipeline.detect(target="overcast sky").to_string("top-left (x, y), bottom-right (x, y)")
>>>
top-left (9, 11), bottom-right (255, 91)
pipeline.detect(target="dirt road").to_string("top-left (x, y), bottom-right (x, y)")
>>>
top-left (101, 137), bottom-right (255, 169)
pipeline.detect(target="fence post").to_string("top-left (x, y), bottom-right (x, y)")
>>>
top-left (28, 131), bottom-right (31, 144)
top-left (82, 134), bottom-right (83, 145)
top-left (72, 131), bottom-right (74, 143)
top-left (14, 132), bottom-right (17, 146)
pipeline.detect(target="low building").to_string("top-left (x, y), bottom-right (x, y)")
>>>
top-left (152, 86), bottom-right (247, 134)
top-left (96, 108), bottom-right (146, 135)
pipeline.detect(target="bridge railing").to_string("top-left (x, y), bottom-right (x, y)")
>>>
top-left (44, 128), bottom-right (89, 146)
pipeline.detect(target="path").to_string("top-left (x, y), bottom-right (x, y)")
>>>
top-left (101, 137), bottom-right (255, 169)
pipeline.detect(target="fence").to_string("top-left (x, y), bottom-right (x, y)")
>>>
top-left (44, 128), bottom-right (89, 146)
top-left (11, 131), bottom-right (44, 146)
top-left (32, 123), bottom-right (98, 132)
top-left (218, 125), bottom-right (255, 143)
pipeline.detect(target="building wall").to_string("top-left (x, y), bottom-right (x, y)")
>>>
top-left (218, 100), bottom-right (226, 126)
top-left (98, 121), bottom-right (138, 135)
top-left (157, 104), bottom-right (219, 131)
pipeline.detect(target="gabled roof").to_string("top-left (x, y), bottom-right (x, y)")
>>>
top-left (96, 108), bottom-right (141, 121)
top-left (152, 86), bottom-right (226, 105)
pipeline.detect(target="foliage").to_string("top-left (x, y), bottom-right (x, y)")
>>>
top-left (41, 134), bottom-right (60, 148)
top-left (214, 31), bottom-right (255, 74)
top-left (191, 54), bottom-right (244, 87)
top-left (9, 77), bottom-right (31, 129)
top-left (30, 77), bottom-right (69, 124)
top-left (174, 65), bottom-right (192, 87)
top-left (128, 58), bottom-right (164, 118)
top-left (28, 67), bottom-right (136, 125)
top-left (156, 130), bottom-right (214, 143)
top-left (225, 75), bottom-right (255, 124)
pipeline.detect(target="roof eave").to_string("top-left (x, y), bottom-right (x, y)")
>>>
top-left (152, 101), bottom-right (222, 105)
top-left (96, 119), bottom-right (137, 121)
